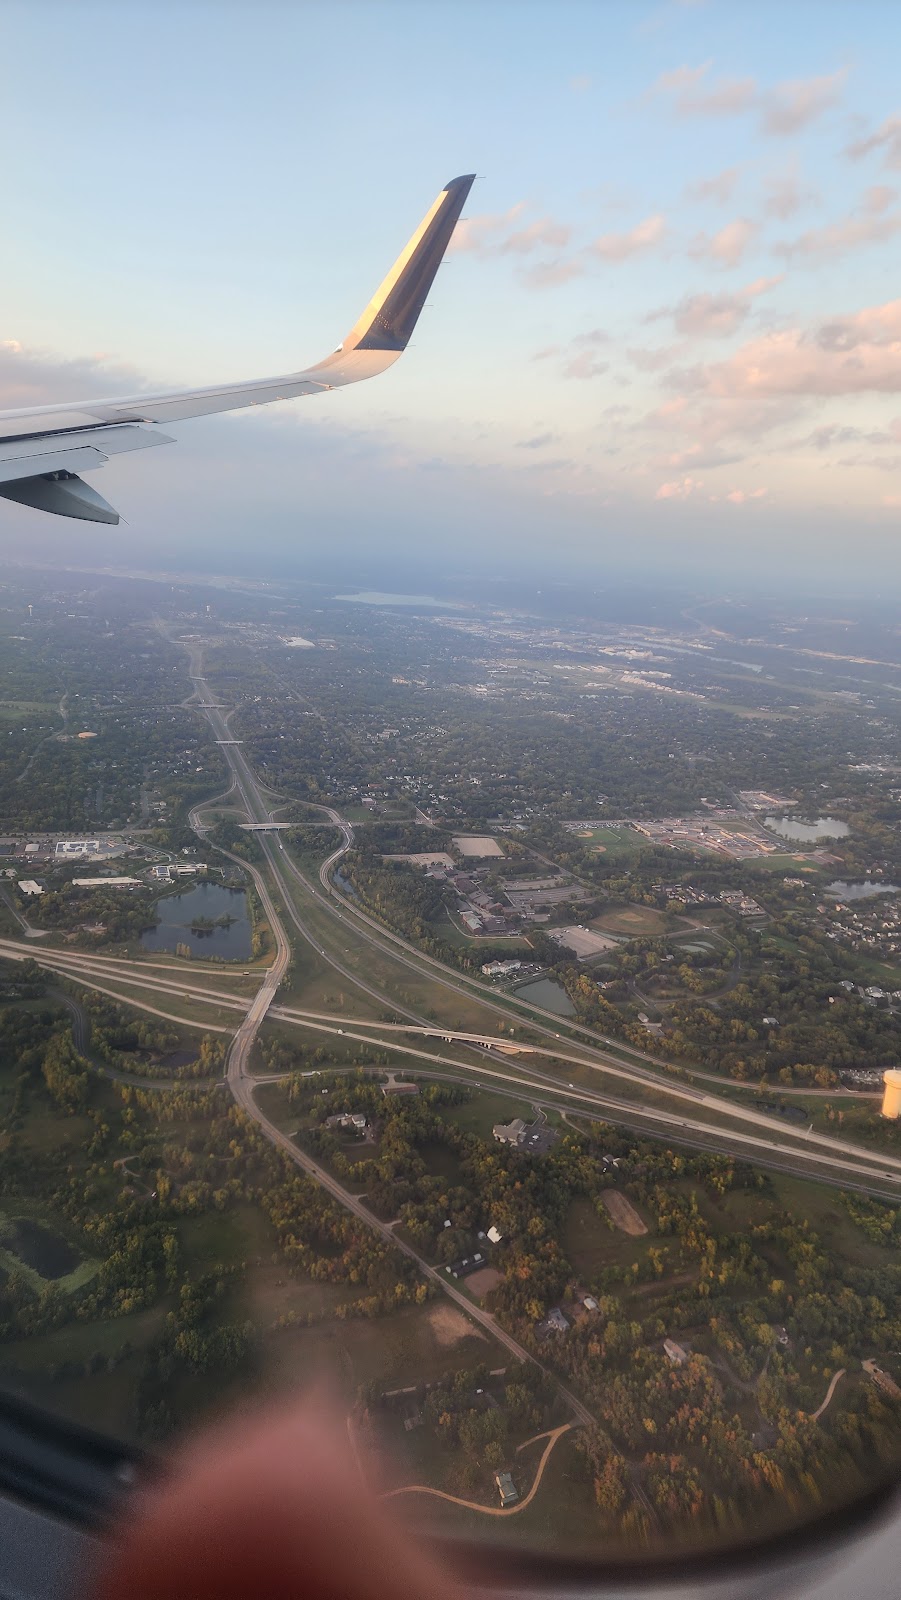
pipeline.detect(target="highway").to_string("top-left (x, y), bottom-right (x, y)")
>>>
top-left (176, 642), bottom-right (595, 1425)
top-left (10, 928), bottom-right (901, 1192)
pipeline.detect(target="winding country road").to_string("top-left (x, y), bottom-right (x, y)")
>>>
top-left (382, 1423), bottom-right (573, 1516)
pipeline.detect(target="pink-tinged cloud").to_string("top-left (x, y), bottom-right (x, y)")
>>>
top-left (652, 62), bottom-right (712, 94)
top-left (591, 214), bottom-right (666, 261)
top-left (649, 61), bottom-right (756, 119)
top-left (688, 302), bottom-right (901, 397)
top-left (628, 345), bottom-right (681, 371)
top-left (882, 493), bottom-right (901, 506)
top-left (563, 351), bottom-right (609, 380)
top-left (686, 166), bottom-right (741, 205)
top-left (847, 115), bottom-right (901, 170)
top-left (520, 257), bottom-right (585, 289)
top-left (0, 339), bottom-right (155, 408)
top-left (449, 203), bottom-right (526, 254)
top-left (689, 217), bottom-right (758, 268)
top-left (777, 210), bottom-right (901, 261)
top-left (659, 275), bottom-right (782, 338)
top-left (763, 173), bottom-right (811, 219)
top-left (725, 487), bottom-right (768, 503)
top-left (655, 475), bottom-right (702, 499)
top-left (501, 218), bottom-right (573, 254)
top-left (761, 70), bottom-right (846, 135)
top-left (863, 185), bottom-right (898, 214)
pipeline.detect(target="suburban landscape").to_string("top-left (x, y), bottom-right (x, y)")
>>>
top-left (1, 564), bottom-right (901, 1557)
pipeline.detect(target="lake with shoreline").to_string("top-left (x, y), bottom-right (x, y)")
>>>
top-left (764, 816), bottom-right (850, 843)
top-left (141, 883), bottom-right (251, 959)
top-left (512, 976), bottom-right (576, 1016)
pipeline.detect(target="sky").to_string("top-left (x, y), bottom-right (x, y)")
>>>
top-left (2, 0), bottom-right (901, 592)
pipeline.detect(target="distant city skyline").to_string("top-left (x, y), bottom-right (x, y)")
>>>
top-left (1, 0), bottom-right (900, 586)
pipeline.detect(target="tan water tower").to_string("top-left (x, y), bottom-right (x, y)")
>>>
top-left (882, 1069), bottom-right (901, 1119)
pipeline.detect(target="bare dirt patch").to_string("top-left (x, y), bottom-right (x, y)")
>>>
top-left (601, 1191), bottom-right (648, 1236)
top-left (428, 1303), bottom-right (486, 1347)
top-left (465, 1266), bottom-right (502, 1301)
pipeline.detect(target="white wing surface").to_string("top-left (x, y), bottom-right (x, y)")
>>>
top-left (0, 174), bottom-right (475, 523)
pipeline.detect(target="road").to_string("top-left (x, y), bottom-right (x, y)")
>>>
top-left (11, 930), bottom-right (900, 1194)
top-left (174, 640), bottom-right (594, 1427)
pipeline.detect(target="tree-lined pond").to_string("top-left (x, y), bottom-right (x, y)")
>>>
top-left (764, 816), bottom-right (850, 843)
top-left (512, 976), bottom-right (576, 1016)
top-left (1, 1218), bottom-right (80, 1280)
top-left (141, 883), bottom-right (251, 959)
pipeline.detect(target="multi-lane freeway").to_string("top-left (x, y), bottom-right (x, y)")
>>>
top-left (12, 636), bottom-right (901, 1423)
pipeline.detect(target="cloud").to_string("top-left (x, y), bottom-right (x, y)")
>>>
top-left (653, 275), bottom-right (782, 338)
top-left (777, 208), bottom-right (901, 262)
top-left (836, 453), bottom-right (901, 472)
top-left (520, 257), bottom-right (585, 289)
top-left (665, 443), bottom-right (745, 469)
top-left (657, 63), bottom-right (757, 117)
top-left (652, 63), bottom-right (845, 133)
top-left (863, 184), bottom-right (898, 213)
top-left (686, 166), bottom-right (741, 205)
top-left (591, 213), bottom-right (666, 262)
top-left (562, 352), bottom-right (609, 380)
top-left (689, 217), bottom-right (758, 268)
top-left (517, 432), bottom-right (558, 449)
top-left (882, 493), bottom-right (901, 506)
top-left (655, 475), bottom-right (703, 499)
top-left (724, 486), bottom-right (767, 502)
top-left (450, 204), bottom-right (571, 261)
top-left (535, 329), bottom-right (612, 381)
top-left (569, 73), bottom-right (591, 93)
top-left (763, 173), bottom-right (812, 219)
top-left (793, 423), bottom-right (898, 450)
top-left (0, 339), bottom-right (152, 407)
top-left (627, 345), bottom-right (680, 371)
top-left (449, 203), bottom-right (525, 254)
top-left (681, 299), bottom-right (901, 397)
top-left (847, 115), bottom-right (901, 170)
top-left (761, 70), bottom-right (846, 135)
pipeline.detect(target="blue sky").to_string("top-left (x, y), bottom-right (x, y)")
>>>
top-left (2, 0), bottom-right (901, 587)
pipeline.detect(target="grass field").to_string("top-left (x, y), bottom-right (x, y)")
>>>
top-left (591, 903), bottom-right (670, 938)
top-left (569, 825), bottom-right (643, 862)
top-left (563, 1196), bottom-right (653, 1279)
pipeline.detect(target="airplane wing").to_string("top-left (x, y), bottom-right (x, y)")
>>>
top-left (0, 173), bottom-right (475, 524)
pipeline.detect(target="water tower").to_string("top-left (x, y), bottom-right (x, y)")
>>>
top-left (882, 1069), bottom-right (901, 1120)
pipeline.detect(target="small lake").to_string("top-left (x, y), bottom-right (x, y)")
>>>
top-left (825, 880), bottom-right (901, 900)
top-left (762, 1102), bottom-right (807, 1126)
top-left (513, 976), bottom-right (576, 1016)
top-left (141, 883), bottom-right (252, 959)
top-left (2, 1218), bottom-right (80, 1279)
top-left (764, 816), bottom-right (850, 843)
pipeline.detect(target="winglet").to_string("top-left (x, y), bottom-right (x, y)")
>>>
top-left (339, 174), bottom-right (476, 355)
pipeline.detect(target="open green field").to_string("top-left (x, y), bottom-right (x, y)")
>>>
top-left (568, 825), bottom-right (643, 861)
top-left (564, 1195), bottom-right (653, 1279)
top-left (592, 903), bottom-right (670, 938)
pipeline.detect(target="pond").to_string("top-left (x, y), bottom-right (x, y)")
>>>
top-left (2, 1217), bottom-right (80, 1279)
top-left (825, 880), bottom-right (901, 900)
top-left (761, 1102), bottom-right (808, 1126)
top-left (141, 883), bottom-right (252, 959)
top-left (512, 976), bottom-right (577, 1017)
top-left (764, 816), bottom-right (850, 843)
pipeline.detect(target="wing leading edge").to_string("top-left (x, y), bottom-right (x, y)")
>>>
top-left (0, 173), bottom-right (475, 523)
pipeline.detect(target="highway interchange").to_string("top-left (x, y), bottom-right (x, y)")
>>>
top-left (10, 638), bottom-right (901, 1420)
